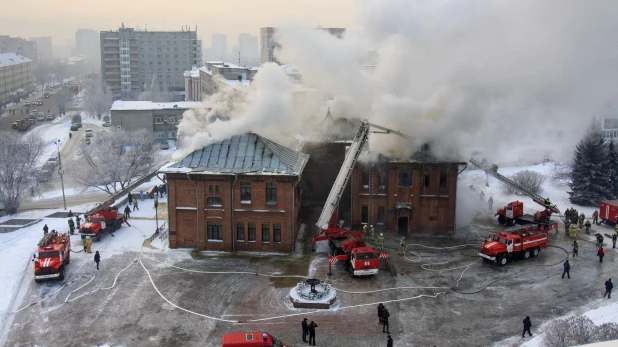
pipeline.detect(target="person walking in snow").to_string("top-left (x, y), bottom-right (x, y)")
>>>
top-left (596, 233), bottom-right (605, 248)
top-left (94, 250), bottom-right (100, 270)
top-left (67, 210), bottom-right (73, 217)
top-left (382, 308), bottom-right (391, 334)
top-left (593, 210), bottom-right (599, 225)
top-left (585, 220), bottom-right (591, 235)
top-left (572, 240), bottom-right (579, 257)
top-left (597, 246), bottom-right (606, 263)
top-left (488, 197), bottom-right (493, 211)
top-left (124, 205), bottom-right (131, 220)
top-left (68, 218), bottom-right (75, 235)
top-left (562, 260), bottom-right (570, 279)
top-left (377, 303), bottom-right (385, 324)
top-left (604, 278), bottom-right (613, 298)
top-left (75, 215), bottom-right (81, 229)
top-left (522, 316), bottom-right (533, 338)
top-left (133, 198), bottom-right (139, 211)
top-left (578, 213), bottom-right (585, 229)
top-left (43, 224), bottom-right (49, 235)
top-left (139, 190), bottom-right (144, 201)
top-left (128, 192), bottom-right (133, 205)
top-left (301, 318), bottom-right (309, 343)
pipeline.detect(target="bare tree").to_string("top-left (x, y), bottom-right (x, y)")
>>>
top-left (83, 79), bottom-right (113, 119)
top-left (501, 170), bottom-right (546, 195)
top-left (68, 128), bottom-right (155, 194)
top-left (33, 61), bottom-right (53, 90)
top-left (138, 75), bottom-right (175, 102)
top-left (50, 59), bottom-right (68, 84)
top-left (0, 133), bottom-right (45, 214)
top-left (55, 88), bottom-right (74, 115)
top-left (542, 315), bottom-right (613, 347)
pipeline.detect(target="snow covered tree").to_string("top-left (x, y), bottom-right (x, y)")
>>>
top-left (604, 140), bottom-right (618, 199)
top-left (568, 120), bottom-right (608, 206)
top-left (0, 134), bottom-right (44, 214)
top-left (138, 76), bottom-right (175, 102)
top-left (55, 87), bottom-right (74, 115)
top-left (83, 79), bottom-right (113, 119)
top-left (67, 128), bottom-right (157, 194)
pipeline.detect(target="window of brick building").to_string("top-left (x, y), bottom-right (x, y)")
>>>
top-left (362, 206), bottom-right (368, 224)
top-left (207, 222), bottom-right (222, 240)
top-left (207, 197), bottom-right (222, 206)
top-left (362, 166), bottom-right (369, 186)
top-left (240, 182), bottom-right (251, 202)
top-left (440, 169), bottom-right (447, 187)
top-left (378, 207), bottom-right (385, 224)
top-left (215, 185), bottom-right (220, 194)
top-left (273, 224), bottom-right (281, 243)
top-left (209, 185), bottom-right (213, 193)
top-left (398, 168), bottom-right (412, 187)
top-left (262, 224), bottom-right (270, 242)
top-left (236, 223), bottom-right (245, 241)
top-left (424, 170), bottom-right (430, 188)
top-left (248, 223), bottom-right (256, 241)
top-left (266, 182), bottom-right (277, 204)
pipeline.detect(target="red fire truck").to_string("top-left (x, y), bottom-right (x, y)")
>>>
top-left (222, 332), bottom-right (286, 347)
top-left (477, 223), bottom-right (556, 265)
top-left (33, 232), bottom-right (71, 282)
top-left (599, 200), bottom-right (618, 225)
top-left (79, 201), bottom-right (127, 241)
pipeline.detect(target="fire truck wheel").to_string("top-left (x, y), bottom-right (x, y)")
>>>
top-left (96, 232), bottom-right (102, 242)
top-left (497, 255), bottom-right (508, 266)
top-left (66, 253), bottom-right (71, 265)
top-left (522, 249), bottom-right (531, 259)
top-left (532, 247), bottom-right (540, 257)
top-left (497, 215), bottom-right (506, 225)
top-left (58, 267), bottom-right (65, 281)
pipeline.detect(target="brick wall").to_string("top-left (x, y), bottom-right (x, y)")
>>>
top-left (167, 173), bottom-right (301, 252)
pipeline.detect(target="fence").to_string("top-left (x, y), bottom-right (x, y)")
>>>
top-left (147, 221), bottom-right (168, 243)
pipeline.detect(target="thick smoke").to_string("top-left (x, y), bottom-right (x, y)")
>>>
top-left (177, 0), bottom-right (618, 165)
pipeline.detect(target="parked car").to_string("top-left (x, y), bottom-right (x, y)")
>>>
top-left (46, 114), bottom-right (54, 121)
top-left (102, 122), bottom-right (112, 127)
top-left (47, 156), bottom-right (58, 167)
top-left (37, 113), bottom-right (45, 121)
top-left (159, 141), bottom-right (170, 150)
top-left (85, 129), bottom-right (94, 138)
top-left (70, 124), bottom-right (79, 131)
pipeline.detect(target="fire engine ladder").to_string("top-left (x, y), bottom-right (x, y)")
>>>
top-left (468, 158), bottom-right (562, 217)
top-left (368, 162), bottom-right (374, 226)
top-left (316, 120), bottom-right (371, 230)
top-left (38, 233), bottom-right (54, 247)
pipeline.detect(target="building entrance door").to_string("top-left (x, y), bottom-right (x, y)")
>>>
top-left (398, 217), bottom-right (408, 235)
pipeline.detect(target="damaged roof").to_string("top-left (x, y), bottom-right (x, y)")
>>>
top-left (168, 133), bottom-right (310, 176)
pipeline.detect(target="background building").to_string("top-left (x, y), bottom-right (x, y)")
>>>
top-left (28, 37), bottom-right (52, 61)
top-left (210, 33), bottom-right (227, 61)
top-left (110, 100), bottom-right (202, 140)
top-left (75, 29), bottom-right (101, 71)
top-left (100, 26), bottom-right (202, 99)
top-left (260, 27), bottom-right (345, 64)
top-left (0, 36), bottom-right (37, 62)
top-left (0, 53), bottom-right (34, 106)
top-left (162, 133), bottom-right (309, 252)
top-left (238, 33), bottom-right (258, 66)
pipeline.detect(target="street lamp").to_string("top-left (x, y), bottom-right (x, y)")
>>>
top-left (54, 140), bottom-right (67, 210)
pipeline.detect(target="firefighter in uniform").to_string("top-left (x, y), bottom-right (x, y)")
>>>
top-left (362, 224), bottom-right (368, 240)
top-left (369, 225), bottom-right (375, 241)
top-left (572, 240), bottom-right (579, 257)
top-left (569, 223), bottom-right (577, 239)
top-left (85, 236), bottom-right (93, 253)
top-left (377, 233), bottom-right (385, 252)
top-left (593, 210), bottom-right (599, 225)
top-left (585, 220), bottom-right (592, 235)
top-left (75, 215), bottom-right (81, 229)
top-left (612, 233), bottom-right (617, 249)
top-left (578, 213), bottom-right (585, 229)
top-left (544, 198), bottom-right (552, 218)
top-left (398, 237), bottom-right (406, 255)
top-left (68, 218), bottom-right (75, 235)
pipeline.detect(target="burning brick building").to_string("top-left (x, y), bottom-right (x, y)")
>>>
top-left (162, 133), bottom-right (309, 252)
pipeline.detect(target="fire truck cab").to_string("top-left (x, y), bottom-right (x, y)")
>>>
top-left (222, 332), bottom-right (286, 347)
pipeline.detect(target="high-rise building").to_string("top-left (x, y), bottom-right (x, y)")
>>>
top-left (260, 27), bottom-right (346, 64)
top-left (238, 33), bottom-right (258, 66)
top-left (0, 36), bottom-right (37, 62)
top-left (28, 37), bottom-right (53, 60)
top-left (100, 25), bottom-right (202, 100)
top-left (211, 33), bottom-right (227, 61)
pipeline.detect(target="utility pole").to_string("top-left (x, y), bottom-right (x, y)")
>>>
top-left (55, 140), bottom-right (67, 210)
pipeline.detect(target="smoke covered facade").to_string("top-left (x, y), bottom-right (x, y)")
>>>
top-left (177, 0), bottom-right (618, 164)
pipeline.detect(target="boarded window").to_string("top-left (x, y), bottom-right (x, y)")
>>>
top-left (440, 169), bottom-right (447, 188)
top-left (398, 168), bottom-right (412, 187)
top-left (207, 222), bottom-right (222, 240)
top-left (248, 223), bottom-right (256, 241)
top-left (424, 170), bottom-right (430, 188)
top-left (266, 182), bottom-right (277, 204)
top-left (240, 182), bottom-right (251, 201)
top-left (236, 223), bottom-right (245, 241)
top-left (209, 185), bottom-right (213, 193)
top-left (262, 223), bottom-right (270, 242)
top-left (361, 206), bottom-right (368, 224)
top-left (207, 197), bottom-right (222, 206)
top-left (362, 166), bottom-right (369, 186)
top-left (215, 185), bottom-right (220, 194)
top-left (273, 224), bottom-right (281, 243)
top-left (377, 207), bottom-right (385, 224)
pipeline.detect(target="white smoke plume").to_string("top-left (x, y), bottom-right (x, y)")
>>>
top-left (177, 0), bottom-right (618, 165)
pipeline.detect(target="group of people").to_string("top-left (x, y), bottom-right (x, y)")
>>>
top-left (301, 318), bottom-right (318, 345)
top-left (67, 214), bottom-right (82, 235)
top-left (42, 223), bottom-right (101, 270)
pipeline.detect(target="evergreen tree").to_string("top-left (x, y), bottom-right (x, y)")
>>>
top-left (568, 120), bottom-right (608, 206)
top-left (606, 140), bottom-right (618, 199)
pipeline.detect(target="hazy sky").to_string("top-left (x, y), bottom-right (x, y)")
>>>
top-left (1, 0), bottom-right (355, 47)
